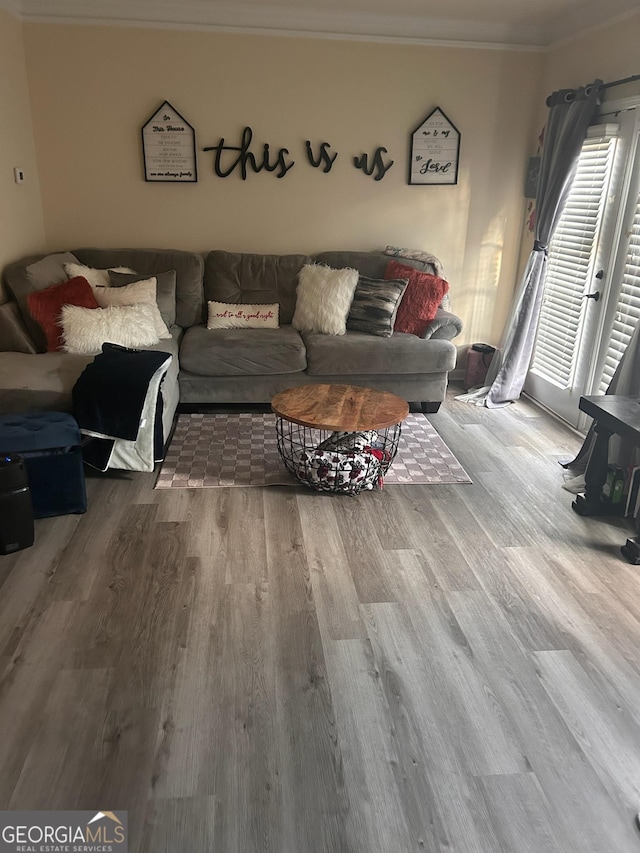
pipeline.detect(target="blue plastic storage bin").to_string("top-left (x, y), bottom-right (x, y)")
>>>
top-left (0, 412), bottom-right (87, 518)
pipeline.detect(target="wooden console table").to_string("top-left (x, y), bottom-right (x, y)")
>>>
top-left (572, 395), bottom-right (640, 563)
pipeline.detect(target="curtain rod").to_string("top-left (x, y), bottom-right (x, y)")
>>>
top-left (601, 73), bottom-right (640, 91)
top-left (546, 74), bottom-right (640, 106)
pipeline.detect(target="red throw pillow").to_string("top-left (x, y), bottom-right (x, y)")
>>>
top-left (27, 276), bottom-right (99, 351)
top-left (384, 260), bottom-right (449, 336)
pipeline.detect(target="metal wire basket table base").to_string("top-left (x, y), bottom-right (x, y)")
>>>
top-left (275, 417), bottom-right (402, 494)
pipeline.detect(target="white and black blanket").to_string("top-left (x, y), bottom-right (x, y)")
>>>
top-left (72, 343), bottom-right (173, 472)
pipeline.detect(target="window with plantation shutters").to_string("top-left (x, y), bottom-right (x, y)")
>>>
top-left (530, 125), bottom-right (618, 389)
top-left (598, 192), bottom-right (640, 392)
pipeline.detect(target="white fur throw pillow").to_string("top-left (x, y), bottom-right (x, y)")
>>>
top-left (207, 301), bottom-right (279, 330)
top-left (64, 262), bottom-right (135, 289)
top-left (94, 277), bottom-right (171, 339)
top-left (60, 303), bottom-right (161, 353)
top-left (292, 264), bottom-right (359, 335)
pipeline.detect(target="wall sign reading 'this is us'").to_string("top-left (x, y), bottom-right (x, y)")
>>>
top-left (203, 127), bottom-right (394, 181)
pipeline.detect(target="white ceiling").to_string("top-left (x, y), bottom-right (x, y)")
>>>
top-left (5, 0), bottom-right (640, 48)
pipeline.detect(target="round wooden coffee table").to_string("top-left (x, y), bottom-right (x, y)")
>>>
top-left (271, 384), bottom-right (409, 493)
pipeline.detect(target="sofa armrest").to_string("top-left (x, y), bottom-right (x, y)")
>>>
top-left (0, 301), bottom-right (38, 354)
top-left (420, 308), bottom-right (463, 341)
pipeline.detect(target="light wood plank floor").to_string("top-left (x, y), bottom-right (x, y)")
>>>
top-left (1, 387), bottom-right (640, 852)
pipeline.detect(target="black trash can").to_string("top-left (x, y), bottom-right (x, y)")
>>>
top-left (0, 455), bottom-right (34, 555)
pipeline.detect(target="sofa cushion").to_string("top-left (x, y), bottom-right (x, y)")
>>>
top-left (314, 250), bottom-right (451, 312)
top-left (94, 277), bottom-right (171, 339)
top-left (292, 264), bottom-right (359, 336)
top-left (385, 260), bottom-right (450, 336)
top-left (0, 329), bottom-right (180, 415)
top-left (74, 248), bottom-right (204, 329)
top-left (346, 275), bottom-right (408, 337)
top-left (0, 350), bottom-right (96, 413)
top-left (383, 245), bottom-right (443, 276)
top-left (64, 261), bottom-right (135, 289)
top-left (61, 303), bottom-right (163, 354)
top-left (109, 269), bottom-right (177, 328)
top-left (179, 324), bottom-right (307, 377)
top-left (6, 252), bottom-right (80, 351)
top-left (204, 251), bottom-right (312, 325)
top-left (301, 329), bottom-right (457, 375)
top-left (0, 301), bottom-right (39, 354)
top-left (27, 276), bottom-right (99, 352)
top-left (313, 251), bottom-right (392, 280)
top-left (25, 252), bottom-right (79, 290)
top-left (207, 301), bottom-right (279, 330)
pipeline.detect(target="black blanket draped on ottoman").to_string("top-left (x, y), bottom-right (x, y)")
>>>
top-left (72, 343), bottom-right (172, 472)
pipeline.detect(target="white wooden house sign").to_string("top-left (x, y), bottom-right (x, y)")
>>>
top-left (141, 101), bottom-right (197, 182)
top-left (409, 107), bottom-right (460, 185)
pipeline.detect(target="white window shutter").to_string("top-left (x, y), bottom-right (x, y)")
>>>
top-left (531, 125), bottom-right (618, 389)
top-left (598, 193), bottom-right (640, 392)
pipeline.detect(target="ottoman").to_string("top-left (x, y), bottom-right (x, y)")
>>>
top-left (0, 412), bottom-right (87, 518)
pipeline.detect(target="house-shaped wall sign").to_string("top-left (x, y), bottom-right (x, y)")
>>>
top-left (409, 107), bottom-right (460, 185)
top-left (141, 100), bottom-right (197, 182)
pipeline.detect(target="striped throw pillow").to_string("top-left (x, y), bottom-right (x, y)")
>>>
top-left (346, 275), bottom-right (409, 337)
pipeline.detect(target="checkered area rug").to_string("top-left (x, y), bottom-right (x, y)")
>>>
top-left (155, 413), bottom-right (471, 489)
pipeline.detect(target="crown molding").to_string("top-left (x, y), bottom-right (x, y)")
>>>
top-left (17, 0), bottom-right (549, 48)
top-left (17, 20), bottom-right (544, 53)
top-left (15, 0), bottom-right (640, 50)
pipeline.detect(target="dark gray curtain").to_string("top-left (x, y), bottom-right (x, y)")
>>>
top-left (460, 80), bottom-right (602, 407)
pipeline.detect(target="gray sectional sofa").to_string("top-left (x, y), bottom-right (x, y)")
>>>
top-left (0, 246), bottom-right (463, 442)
